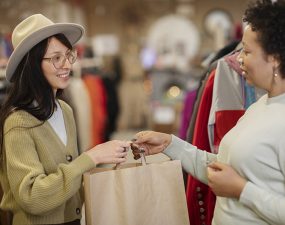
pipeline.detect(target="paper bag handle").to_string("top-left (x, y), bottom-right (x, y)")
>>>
top-left (139, 151), bottom-right (147, 166)
top-left (115, 150), bottom-right (146, 170)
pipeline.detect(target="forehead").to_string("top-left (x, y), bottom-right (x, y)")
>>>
top-left (242, 25), bottom-right (258, 44)
top-left (243, 24), bottom-right (270, 61)
top-left (242, 25), bottom-right (263, 51)
top-left (45, 37), bottom-right (68, 54)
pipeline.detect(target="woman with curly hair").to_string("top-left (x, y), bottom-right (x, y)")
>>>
top-left (132, 1), bottom-right (285, 224)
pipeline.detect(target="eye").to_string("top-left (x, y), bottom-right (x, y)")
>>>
top-left (242, 48), bottom-right (249, 56)
top-left (68, 53), bottom-right (74, 60)
top-left (52, 54), bottom-right (63, 63)
top-left (67, 51), bottom-right (77, 63)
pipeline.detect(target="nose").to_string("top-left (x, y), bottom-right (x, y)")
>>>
top-left (237, 52), bottom-right (244, 66)
top-left (62, 57), bottom-right (71, 69)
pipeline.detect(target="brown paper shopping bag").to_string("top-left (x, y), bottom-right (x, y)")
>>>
top-left (83, 160), bottom-right (190, 225)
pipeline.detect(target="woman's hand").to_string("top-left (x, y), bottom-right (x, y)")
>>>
top-left (207, 162), bottom-right (247, 199)
top-left (131, 131), bottom-right (172, 160)
top-left (84, 140), bottom-right (130, 165)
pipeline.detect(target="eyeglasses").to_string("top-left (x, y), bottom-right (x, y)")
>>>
top-left (43, 49), bottom-right (77, 69)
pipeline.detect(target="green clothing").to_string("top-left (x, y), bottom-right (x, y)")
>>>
top-left (0, 100), bottom-right (95, 225)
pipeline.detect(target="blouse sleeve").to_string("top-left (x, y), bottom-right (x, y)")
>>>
top-left (238, 136), bottom-right (285, 225)
top-left (163, 135), bottom-right (217, 184)
top-left (239, 182), bottom-right (285, 225)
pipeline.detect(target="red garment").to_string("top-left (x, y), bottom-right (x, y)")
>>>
top-left (83, 75), bottom-right (107, 146)
top-left (214, 110), bottom-right (245, 147)
top-left (186, 70), bottom-right (216, 225)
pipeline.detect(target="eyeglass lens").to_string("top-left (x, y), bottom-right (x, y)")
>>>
top-left (52, 50), bottom-right (77, 69)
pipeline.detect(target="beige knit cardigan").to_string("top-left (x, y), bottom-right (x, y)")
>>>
top-left (0, 100), bottom-right (95, 225)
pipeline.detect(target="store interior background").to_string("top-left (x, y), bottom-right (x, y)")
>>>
top-left (0, 0), bottom-right (250, 158)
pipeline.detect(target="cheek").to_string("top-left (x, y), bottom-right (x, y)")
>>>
top-left (245, 57), bottom-right (265, 75)
top-left (41, 62), bottom-right (56, 80)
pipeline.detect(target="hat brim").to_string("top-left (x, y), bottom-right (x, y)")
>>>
top-left (6, 23), bottom-right (84, 82)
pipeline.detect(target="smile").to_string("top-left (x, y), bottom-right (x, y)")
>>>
top-left (56, 73), bottom-right (69, 78)
top-left (239, 65), bottom-right (247, 77)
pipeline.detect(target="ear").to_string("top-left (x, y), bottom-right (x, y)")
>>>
top-left (268, 54), bottom-right (281, 68)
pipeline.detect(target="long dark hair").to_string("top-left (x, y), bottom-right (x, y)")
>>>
top-left (0, 33), bottom-right (73, 161)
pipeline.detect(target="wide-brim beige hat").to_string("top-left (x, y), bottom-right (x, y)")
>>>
top-left (6, 14), bottom-right (84, 82)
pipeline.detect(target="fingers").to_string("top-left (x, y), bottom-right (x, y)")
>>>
top-left (116, 151), bottom-right (128, 158)
top-left (207, 167), bottom-right (219, 186)
top-left (207, 161), bottom-right (223, 170)
top-left (207, 166), bottom-right (217, 177)
top-left (134, 131), bottom-right (151, 144)
top-left (116, 157), bottom-right (127, 163)
top-left (113, 146), bottom-right (128, 164)
top-left (115, 140), bottom-right (131, 148)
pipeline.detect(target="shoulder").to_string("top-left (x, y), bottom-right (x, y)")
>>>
top-left (257, 94), bottom-right (268, 103)
top-left (246, 94), bottom-right (267, 110)
top-left (4, 110), bottom-right (40, 132)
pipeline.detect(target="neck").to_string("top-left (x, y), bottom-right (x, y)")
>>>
top-left (268, 75), bottom-right (285, 97)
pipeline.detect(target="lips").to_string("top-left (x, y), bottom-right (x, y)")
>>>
top-left (56, 73), bottom-right (69, 78)
top-left (239, 65), bottom-right (247, 77)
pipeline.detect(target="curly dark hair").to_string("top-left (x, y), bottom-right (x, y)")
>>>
top-left (243, 0), bottom-right (285, 77)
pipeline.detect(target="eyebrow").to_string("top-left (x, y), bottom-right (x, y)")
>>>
top-left (45, 49), bottom-right (71, 56)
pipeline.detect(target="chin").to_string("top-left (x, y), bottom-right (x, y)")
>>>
top-left (59, 80), bottom-right (70, 89)
top-left (59, 84), bottom-right (69, 90)
top-left (245, 79), bottom-right (254, 87)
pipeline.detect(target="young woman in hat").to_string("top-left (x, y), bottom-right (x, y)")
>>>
top-left (132, 0), bottom-right (285, 224)
top-left (0, 14), bottom-right (129, 225)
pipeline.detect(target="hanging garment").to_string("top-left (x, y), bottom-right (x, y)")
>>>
top-left (186, 67), bottom-right (215, 143)
top-left (186, 69), bottom-right (216, 225)
top-left (101, 76), bottom-right (120, 141)
top-left (208, 52), bottom-right (265, 152)
top-left (83, 74), bottom-right (107, 146)
top-left (63, 77), bottom-right (92, 153)
top-left (179, 89), bottom-right (197, 140)
top-left (207, 57), bottom-right (246, 152)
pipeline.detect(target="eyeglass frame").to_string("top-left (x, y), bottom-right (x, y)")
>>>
top-left (42, 49), bottom-right (78, 69)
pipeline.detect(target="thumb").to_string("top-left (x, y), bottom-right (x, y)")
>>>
top-left (207, 162), bottom-right (224, 171)
top-left (134, 132), bottom-right (150, 144)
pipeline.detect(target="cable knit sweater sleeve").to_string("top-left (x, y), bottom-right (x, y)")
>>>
top-left (1, 102), bottom-right (95, 221)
